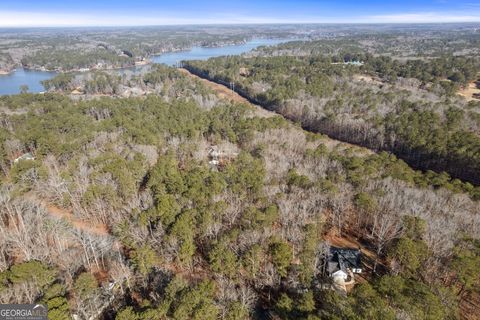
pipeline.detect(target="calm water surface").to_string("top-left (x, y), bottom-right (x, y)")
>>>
top-left (151, 39), bottom-right (289, 65)
top-left (0, 68), bottom-right (57, 95)
top-left (0, 39), bottom-right (291, 95)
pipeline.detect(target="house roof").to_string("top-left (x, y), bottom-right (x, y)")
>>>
top-left (327, 247), bottom-right (362, 274)
top-left (345, 60), bottom-right (364, 66)
top-left (14, 152), bottom-right (34, 162)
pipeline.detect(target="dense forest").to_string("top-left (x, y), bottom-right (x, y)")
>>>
top-left (184, 48), bottom-right (480, 186)
top-left (21, 49), bottom-right (136, 72)
top-left (0, 62), bottom-right (479, 320)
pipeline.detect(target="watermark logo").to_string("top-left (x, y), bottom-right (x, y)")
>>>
top-left (0, 304), bottom-right (47, 320)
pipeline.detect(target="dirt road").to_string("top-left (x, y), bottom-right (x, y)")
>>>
top-left (179, 68), bottom-right (274, 118)
top-left (45, 203), bottom-right (109, 236)
top-left (26, 193), bottom-right (109, 236)
top-left (179, 68), bottom-right (249, 103)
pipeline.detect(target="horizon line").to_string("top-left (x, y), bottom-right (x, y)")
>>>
top-left (1, 21), bottom-right (480, 29)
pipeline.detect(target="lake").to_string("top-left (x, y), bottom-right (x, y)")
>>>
top-left (0, 68), bottom-right (57, 95)
top-left (151, 38), bottom-right (289, 66)
top-left (0, 38), bottom-right (290, 95)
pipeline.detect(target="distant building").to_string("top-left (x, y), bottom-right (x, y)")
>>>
top-left (121, 50), bottom-right (134, 58)
top-left (209, 159), bottom-right (220, 166)
top-left (207, 145), bottom-right (239, 169)
top-left (330, 61), bottom-right (364, 67)
top-left (239, 67), bottom-right (250, 77)
top-left (327, 247), bottom-right (362, 275)
top-left (13, 152), bottom-right (35, 163)
top-left (208, 146), bottom-right (221, 168)
top-left (344, 60), bottom-right (364, 66)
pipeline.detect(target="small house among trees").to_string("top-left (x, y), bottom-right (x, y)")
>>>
top-left (327, 247), bottom-right (362, 277)
top-left (344, 60), bottom-right (364, 66)
top-left (121, 50), bottom-right (133, 58)
top-left (13, 152), bottom-right (35, 163)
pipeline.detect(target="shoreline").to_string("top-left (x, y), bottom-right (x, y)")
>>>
top-left (0, 69), bottom-right (13, 75)
top-left (13, 37), bottom-right (293, 74)
top-left (18, 41), bottom-right (247, 74)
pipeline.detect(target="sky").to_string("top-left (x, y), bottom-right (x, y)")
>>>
top-left (0, 0), bottom-right (480, 27)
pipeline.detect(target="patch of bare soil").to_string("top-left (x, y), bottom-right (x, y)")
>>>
top-left (353, 74), bottom-right (383, 85)
top-left (460, 291), bottom-right (480, 320)
top-left (45, 203), bottom-right (109, 236)
top-left (71, 87), bottom-right (83, 95)
top-left (318, 136), bottom-right (375, 156)
top-left (179, 68), bottom-right (249, 103)
top-left (25, 193), bottom-right (109, 236)
top-left (458, 81), bottom-right (480, 101)
top-left (134, 60), bottom-right (149, 66)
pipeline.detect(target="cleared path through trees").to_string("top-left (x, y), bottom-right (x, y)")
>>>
top-left (26, 193), bottom-right (109, 236)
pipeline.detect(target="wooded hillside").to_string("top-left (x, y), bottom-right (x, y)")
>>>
top-left (0, 64), bottom-right (478, 319)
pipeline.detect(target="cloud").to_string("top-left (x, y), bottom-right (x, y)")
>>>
top-left (366, 12), bottom-right (480, 23)
top-left (0, 10), bottom-right (304, 27)
top-left (0, 10), bottom-right (479, 27)
top-left (0, 11), bottom-right (200, 27)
